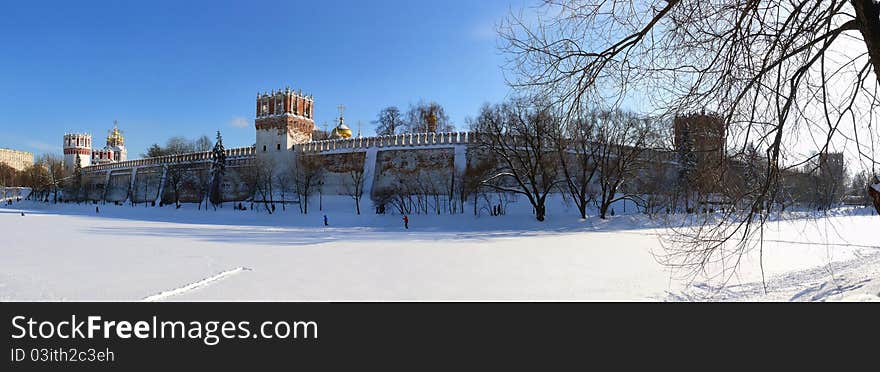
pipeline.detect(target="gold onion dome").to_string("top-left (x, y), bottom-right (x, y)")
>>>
top-left (107, 121), bottom-right (124, 146)
top-left (332, 121), bottom-right (352, 139)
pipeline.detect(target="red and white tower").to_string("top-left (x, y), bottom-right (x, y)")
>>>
top-left (255, 87), bottom-right (315, 156)
top-left (63, 133), bottom-right (92, 170)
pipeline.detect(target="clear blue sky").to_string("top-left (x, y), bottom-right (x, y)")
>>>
top-left (0, 0), bottom-right (528, 157)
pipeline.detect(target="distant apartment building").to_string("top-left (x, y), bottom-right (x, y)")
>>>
top-left (0, 148), bottom-right (34, 171)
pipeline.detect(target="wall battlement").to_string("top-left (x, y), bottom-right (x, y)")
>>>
top-left (83, 146), bottom-right (257, 173)
top-left (296, 131), bottom-right (474, 154)
top-left (81, 131), bottom-right (477, 174)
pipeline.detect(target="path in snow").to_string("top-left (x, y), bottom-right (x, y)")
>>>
top-left (142, 267), bottom-right (250, 302)
top-left (663, 252), bottom-right (880, 302)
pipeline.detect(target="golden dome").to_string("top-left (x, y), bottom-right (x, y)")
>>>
top-left (106, 121), bottom-right (124, 147)
top-left (331, 106), bottom-right (353, 139)
top-left (332, 123), bottom-right (352, 139)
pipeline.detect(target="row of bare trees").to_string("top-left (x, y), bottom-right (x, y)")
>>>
top-left (497, 0), bottom-right (880, 281)
top-left (471, 97), bottom-right (661, 221)
top-left (2, 155), bottom-right (69, 203)
top-left (373, 169), bottom-right (459, 216)
top-left (373, 101), bottom-right (455, 136)
top-left (471, 95), bottom-right (868, 223)
top-left (241, 155), bottom-right (326, 215)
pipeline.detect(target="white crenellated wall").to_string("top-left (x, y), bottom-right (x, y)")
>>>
top-left (79, 133), bottom-right (476, 203)
top-left (296, 131), bottom-right (474, 154)
top-left (82, 146), bottom-right (257, 173)
top-left (293, 132), bottom-right (473, 198)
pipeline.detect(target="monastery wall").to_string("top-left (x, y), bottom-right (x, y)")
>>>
top-left (78, 133), bottom-right (474, 205)
top-left (371, 148), bottom-right (456, 197)
top-left (81, 147), bottom-right (257, 204)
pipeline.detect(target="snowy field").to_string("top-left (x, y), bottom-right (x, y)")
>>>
top-left (0, 196), bottom-right (878, 302)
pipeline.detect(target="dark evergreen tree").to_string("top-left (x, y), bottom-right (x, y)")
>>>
top-left (144, 144), bottom-right (165, 158)
top-left (71, 153), bottom-right (83, 202)
top-left (209, 131), bottom-right (227, 209)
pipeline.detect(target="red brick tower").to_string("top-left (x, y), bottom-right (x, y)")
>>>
top-left (255, 87), bottom-right (315, 155)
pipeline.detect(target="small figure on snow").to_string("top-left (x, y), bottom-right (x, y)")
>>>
top-left (403, 215), bottom-right (409, 229)
top-left (96, 206), bottom-right (99, 214)
top-left (20, 212), bottom-right (25, 217)
top-left (323, 214), bottom-right (328, 226)
top-left (271, 204), bottom-right (276, 213)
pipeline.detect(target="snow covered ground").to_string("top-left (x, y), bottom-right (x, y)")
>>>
top-left (0, 196), bottom-right (878, 302)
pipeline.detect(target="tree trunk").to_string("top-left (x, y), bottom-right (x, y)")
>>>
top-left (535, 203), bottom-right (546, 221)
top-left (303, 194), bottom-right (309, 214)
top-left (599, 202), bottom-right (609, 220)
top-left (473, 192), bottom-right (478, 216)
top-left (853, 0), bottom-right (880, 86)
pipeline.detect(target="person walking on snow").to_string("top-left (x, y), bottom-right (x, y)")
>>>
top-left (323, 214), bottom-right (328, 226)
top-left (403, 215), bottom-right (409, 229)
top-left (96, 206), bottom-right (99, 214)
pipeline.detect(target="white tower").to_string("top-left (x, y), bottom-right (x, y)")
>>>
top-left (63, 133), bottom-right (92, 170)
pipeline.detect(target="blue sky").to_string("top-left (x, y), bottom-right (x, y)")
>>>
top-left (0, 0), bottom-right (529, 157)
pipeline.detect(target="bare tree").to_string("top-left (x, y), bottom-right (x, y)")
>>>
top-left (241, 157), bottom-right (275, 213)
top-left (38, 155), bottom-right (65, 204)
top-left (813, 152), bottom-right (847, 209)
top-left (343, 169), bottom-right (366, 215)
top-left (633, 154), bottom-right (677, 216)
top-left (459, 157), bottom-right (497, 216)
top-left (195, 168), bottom-right (211, 211)
top-left (374, 106), bottom-right (405, 136)
top-left (472, 97), bottom-right (562, 221)
top-left (591, 110), bottom-right (654, 219)
top-left (555, 107), bottom-right (600, 219)
top-left (21, 163), bottom-right (50, 201)
top-left (848, 169), bottom-right (871, 205)
top-left (0, 163), bottom-right (18, 187)
top-left (502, 0), bottom-right (880, 284)
top-left (143, 135), bottom-right (214, 158)
top-left (275, 168), bottom-right (294, 212)
top-left (194, 135), bottom-right (213, 152)
top-left (405, 101), bottom-right (454, 133)
top-left (292, 155), bottom-right (324, 214)
top-left (163, 163), bottom-right (189, 208)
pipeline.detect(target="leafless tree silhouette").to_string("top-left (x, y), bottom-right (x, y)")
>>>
top-left (472, 97), bottom-right (563, 221)
top-left (501, 0), bottom-right (880, 287)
